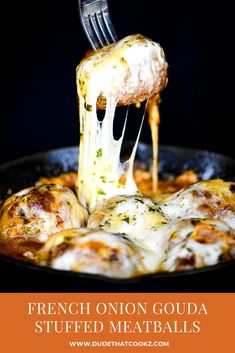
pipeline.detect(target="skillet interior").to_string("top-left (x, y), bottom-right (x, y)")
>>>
top-left (0, 142), bottom-right (235, 292)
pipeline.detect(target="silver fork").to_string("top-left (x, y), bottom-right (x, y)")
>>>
top-left (78, 0), bottom-right (118, 50)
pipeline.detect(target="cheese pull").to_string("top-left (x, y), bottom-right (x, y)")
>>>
top-left (76, 34), bottom-right (168, 212)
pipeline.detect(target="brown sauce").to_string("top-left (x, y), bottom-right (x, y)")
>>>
top-left (0, 237), bottom-right (42, 262)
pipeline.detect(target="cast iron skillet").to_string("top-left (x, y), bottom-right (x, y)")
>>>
top-left (0, 142), bottom-right (235, 292)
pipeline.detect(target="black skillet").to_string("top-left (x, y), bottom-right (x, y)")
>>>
top-left (0, 142), bottom-right (235, 292)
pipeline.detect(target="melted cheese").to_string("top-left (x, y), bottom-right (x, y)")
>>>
top-left (160, 179), bottom-right (235, 229)
top-left (160, 218), bottom-right (235, 271)
top-left (88, 195), bottom-right (167, 239)
top-left (0, 184), bottom-right (88, 243)
top-left (76, 34), bottom-right (168, 212)
top-left (38, 228), bottom-right (149, 278)
top-left (147, 95), bottom-right (160, 195)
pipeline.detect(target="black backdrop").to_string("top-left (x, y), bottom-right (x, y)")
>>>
top-left (0, 0), bottom-right (234, 164)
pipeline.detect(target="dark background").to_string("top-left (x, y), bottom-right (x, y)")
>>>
top-left (0, 0), bottom-right (234, 164)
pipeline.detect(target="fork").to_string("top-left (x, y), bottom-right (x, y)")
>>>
top-left (78, 0), bottom-right (118, 50)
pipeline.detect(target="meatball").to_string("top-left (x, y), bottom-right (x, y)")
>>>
top-left (0, 184), bottom-right (88, 242)
top-left (88, 195), bottom-right (167, 242)
top-left (76, 34), bottom-right (168, 109)
top-left (157, 218), bottom-right (235, 271)
top-left (160, 180), bottom-right (235, 229)
top-left (38, 228), bottom-right (148, 278)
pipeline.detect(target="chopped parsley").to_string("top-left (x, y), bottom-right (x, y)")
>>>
top-left (84, 101), bottom-right (92, 112)
top-left (100, 175), bottom-right (106, 183)
top-left (134, 197), bottom-right (144, 204)
top-left (103, 220), bottom-right (111, 227)
top-left (115, 200), bottom-right (124, 204)
top-left (79, 79), bottom-right (85, 87)
top-left (122, 216), bottom-right (130, 224)
top-left (97, 188), bottom-right (106, 195)
top-left (64, 236), bottom-right (72, 241)
top-left (96, 148), bottom-right (103, 158)
top-left (155, 206), bottom-right (165, 217)
top-left (186, 247), bottom-right (192, 252)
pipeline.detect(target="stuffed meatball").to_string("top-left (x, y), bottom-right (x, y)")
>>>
top-left (0, 184), bottom-right (88, 242)
top-left (38, 228), bottom-right (148, 278)
top-left (88, 195), bottom-right (167, 242)
top-left (160, 180), bottom-right (235, 229)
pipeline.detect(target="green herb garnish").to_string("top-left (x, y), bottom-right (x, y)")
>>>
top-left (122, 216), bottom-right (130, 224)
top-left (97, 188), bottom-right (106, 195)
top-left (96, 148), bottom-right (103, 158)
top-left (84, 102), bottom-right (92, 112)
top-left (104, 220), bottom-right (111, 227)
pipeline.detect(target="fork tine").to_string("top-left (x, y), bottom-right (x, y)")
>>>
top-left (78, 0), bottom-right (118, 50)
top-left (81, 15), bottom-right (101, 50)
top-left (89, 14), bottom-right (107, 48)
top-left (95, 12), bottom-right (112, 45)
top-left (101, 8), bottom-right (117, 43)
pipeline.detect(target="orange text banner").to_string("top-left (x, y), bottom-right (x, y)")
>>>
top-left (0, 293), bottom-right (234, 353)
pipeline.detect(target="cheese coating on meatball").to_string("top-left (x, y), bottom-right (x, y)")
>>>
top-left (0, 184), bottom-right (88, 242)
top-left (160, 180), bottom-right (235, 229)
top-left (38, 228), bottom-right (148, 278)
top-left (88, 195), bottom-right (166, 242)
